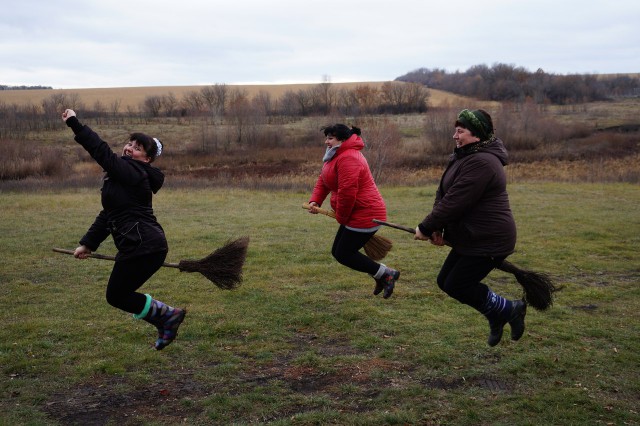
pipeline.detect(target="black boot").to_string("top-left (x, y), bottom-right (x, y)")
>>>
top-left (373, 278), bottom-right (384, 296)
top-left (509, 300), bottom-right (527, 341)
top-left (373, 267), bottom-right (400, 298)
top-left (486, 300), bottom-right (527, 346)
top-left (383, 267), bottom-right (400, 299)
top-left (487, 316), bottom-right (506, 347)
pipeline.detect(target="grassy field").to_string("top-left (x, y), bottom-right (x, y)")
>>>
top-left (1, 184), bottom-right (639, 425)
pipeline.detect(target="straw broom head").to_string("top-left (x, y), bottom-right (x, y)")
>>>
top-left (177, 236), bottom-right (249, 290)
top-left (363, 234), bottom-right (393, 261)
top-left (498, 260), bottom-right (561, 311)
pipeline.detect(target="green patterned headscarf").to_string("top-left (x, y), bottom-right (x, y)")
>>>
top-left (456, 109), bottom-right (494, 141)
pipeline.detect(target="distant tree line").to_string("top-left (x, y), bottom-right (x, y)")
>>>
top-left (1, 85), bottom-right (53, 90)
top-left (396, 63), bottom-right (640, 104)
top-left (0, 82), bottom-right (429, 142)
top-left (0, 81), bottom-right (429, 122)
top-left (155, 81), bottom-right (429, 118)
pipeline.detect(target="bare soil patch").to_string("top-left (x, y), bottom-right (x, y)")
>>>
top-left (42, 332), bottom-right (518, 424)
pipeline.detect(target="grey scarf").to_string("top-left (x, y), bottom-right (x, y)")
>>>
top-left (322, 144), bottom-right (341, 162)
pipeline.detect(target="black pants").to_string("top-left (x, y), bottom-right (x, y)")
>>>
top-left (436, 249), bottom-right (504, 313)
top-left (331, 225), bottom-right (379, 275)
top-left (105, 251), bottom-right (167, 314)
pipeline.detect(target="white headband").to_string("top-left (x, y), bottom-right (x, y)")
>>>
top-left (153, 138), bottom-right (162, 157)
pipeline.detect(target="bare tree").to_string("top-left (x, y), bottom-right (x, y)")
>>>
top-left (252, 90), bottom-right (273, 117)
top-left (200, 84), bottom-right (229, 117)
top-left (109, 99), bottom-right (122, 116)
top-left (352, 84), bottom-right (379, 114)
top-left (294, 88), bottom-right (314, 116)
top-left (360, 117), bottom-right (401, 182)
top-left (42, 92), bottom-right (84, 116)
top-left (278, 90), bottom-right (299, 116)
top-left (404, 82), bottom-right (430, 113)
top-left (161, 93), bottom-right (178, 117)
top-left (423, 107), bottom-right (460, 157)
top-left (310, 77), bottom-right (337, 114)
top-left (143, 95), bottom-right (163, 117)
top-left (227, 88), bottom-right (252, 145)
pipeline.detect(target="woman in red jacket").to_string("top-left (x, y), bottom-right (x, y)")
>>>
top-left (415, 109), bottom-right (525, 346)
top-left (308, 124), bottom-right (400, 298)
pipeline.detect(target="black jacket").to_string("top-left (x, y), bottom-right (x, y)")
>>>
top-left (419, 138), bottom-right (516, 257)
top-left (67, 117), bottom-right (168, 260)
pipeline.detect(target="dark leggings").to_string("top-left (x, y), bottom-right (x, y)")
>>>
top-left (437, 249), bottom-right (504, 313)
top-left (331, 225), bottom-right (380, 275)
top-left (105, 251), bottom-right (167, 314)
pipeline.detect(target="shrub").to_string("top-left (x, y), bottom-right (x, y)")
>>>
top-left (0, 139), bottom-right (67, 180)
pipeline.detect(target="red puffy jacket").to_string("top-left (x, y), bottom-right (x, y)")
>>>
top-left (310, 134), bottom-right (387, 228)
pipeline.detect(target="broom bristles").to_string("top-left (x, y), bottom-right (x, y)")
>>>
top-left (363, 234), bottom-right (393, 261)
top-left (498, 260), bottom-right (561, 311)
top-left (178, 236), bottom-right (249, 289)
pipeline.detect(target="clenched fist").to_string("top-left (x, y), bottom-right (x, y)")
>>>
top-left (62, 109), bottom-right (76, 122)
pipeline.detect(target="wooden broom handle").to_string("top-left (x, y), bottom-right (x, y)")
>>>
top-left (302, 202), bottom-right (336, 218)
top-left (372, 220), bottom-right (451, 246)
top-left (52, 248), bottom-right (180, 268)
top-left (372, 219), bottom-right (415, 234)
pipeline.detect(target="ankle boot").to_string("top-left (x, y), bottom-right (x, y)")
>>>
top-left (380, 267), bottom-right (400, 299)
top-left (486, 315), bottom-right (506, 347)
top-left (485, 300), bottom-right (527, 346)
top-left (373, 277), bottom-right (384, 295)
top-left (509, 300), bottom-right (527, 341)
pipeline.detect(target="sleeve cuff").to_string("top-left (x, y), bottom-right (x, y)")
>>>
top-left (65, 116), bottom-right (84, 134)
top-left (418, 223), bottom-right (432, 236)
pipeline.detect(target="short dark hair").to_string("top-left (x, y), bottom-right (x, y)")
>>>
top-left (129, 132), bottom-right (159, 161)
top-left (322, 124), bottom-right (361, 141)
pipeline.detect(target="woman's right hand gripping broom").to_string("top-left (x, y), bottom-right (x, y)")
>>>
top-left (302, 202), bottom-right (336, 219)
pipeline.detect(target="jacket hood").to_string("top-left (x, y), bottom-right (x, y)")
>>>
top-left (484, 138), bottom-right (509, 165)
top-left (127, 158), bottom-right (164, 193)
top-left (120, 156), bottom-right (164, 194)
top-left (338, 134), bottom-right (364, 153)
top-left (145, 164), bottom-right (165, 193)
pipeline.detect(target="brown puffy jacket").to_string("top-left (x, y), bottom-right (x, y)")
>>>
top-left (418, 138), bottom-right (516, 257)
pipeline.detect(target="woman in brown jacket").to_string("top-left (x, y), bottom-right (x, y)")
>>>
top-left (415, 109), bottom-right (525, 346)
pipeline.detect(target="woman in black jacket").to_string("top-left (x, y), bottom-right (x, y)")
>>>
top-left (62, 109), bottom-right (185, 350)
top-left (415, 109), bottom-right (525, 346)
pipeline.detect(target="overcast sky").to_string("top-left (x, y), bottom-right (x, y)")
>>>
top-left (2, 0), bottom-right (638, 89)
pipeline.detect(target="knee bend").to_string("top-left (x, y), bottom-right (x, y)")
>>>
top-left (440, 281), bottom-right (466, 302)
top-left (332, 251), bottom-right (349, 266)
top-left (105, 290), bottom-right (125, 309)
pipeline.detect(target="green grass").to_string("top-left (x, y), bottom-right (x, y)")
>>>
top-left (1, 183), bottom-right (639, 425)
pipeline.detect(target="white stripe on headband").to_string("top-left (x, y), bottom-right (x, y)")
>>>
top-left (153, 138), bottom-right (162, 157)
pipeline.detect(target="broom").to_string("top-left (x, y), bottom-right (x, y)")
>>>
top-left (52, 236), bottom-right (249, 290)
top-left (372, 219), bottom-right (559, 311)
top-left (302, 203), bottom-right (392, 261)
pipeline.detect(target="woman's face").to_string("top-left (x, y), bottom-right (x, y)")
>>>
top-left (325, 135), bottom-right (341, 148)
top-left (122, 140), bottom-right (150, 163)
top-left (453, 126), bottom-right (480, 148)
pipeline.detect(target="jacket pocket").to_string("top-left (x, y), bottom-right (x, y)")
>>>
top-left (111, 221), bottom-right (142, 254)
